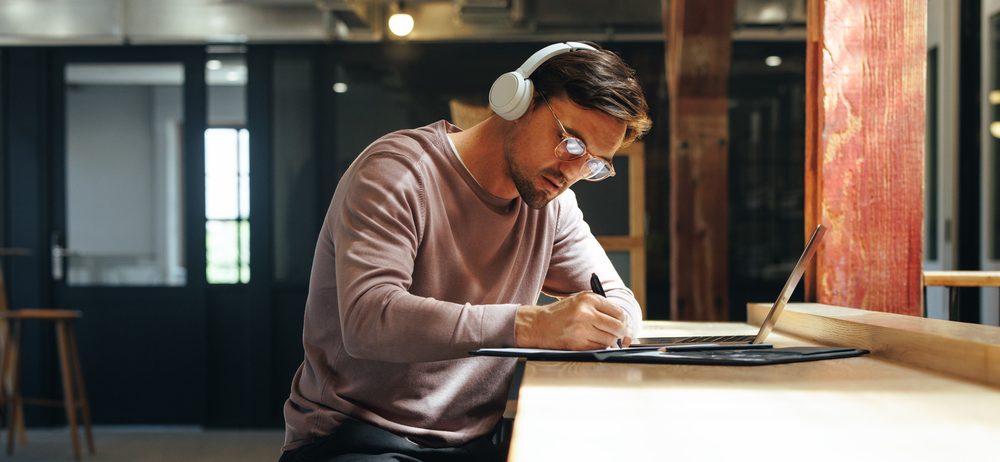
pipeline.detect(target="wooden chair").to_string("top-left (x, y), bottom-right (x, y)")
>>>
top-left (0, 249), bottom-right (94, 460)
top-left (0, 249), bottom-right (27, 446)
top-left (923, 271), bottom-right (1000, 321)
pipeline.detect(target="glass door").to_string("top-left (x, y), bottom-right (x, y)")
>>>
top-left (51, 47), bottom-right (208, 423)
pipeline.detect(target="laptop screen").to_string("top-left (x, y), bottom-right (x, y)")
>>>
top-left (752, 224), bottom-right (827, 344)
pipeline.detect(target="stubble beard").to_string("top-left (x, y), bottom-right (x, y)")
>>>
top-left (504, 138), bottom-right (559, 210)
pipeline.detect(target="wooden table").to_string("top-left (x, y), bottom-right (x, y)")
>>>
top-left (507, 303), bottom-right (1000, 461)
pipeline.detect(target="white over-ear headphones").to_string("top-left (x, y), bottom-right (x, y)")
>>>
top-left (489, 42), bottom-right (598, 121)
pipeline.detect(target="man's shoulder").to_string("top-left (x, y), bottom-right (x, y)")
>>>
top-left (360, 120), bottom-right (453, 165)
top-left (553, 188), bottom-right (579, 209)
top-left (339, 121), bottom-right (455, 200)
top-left (547, 189), bottom-right (585, 232)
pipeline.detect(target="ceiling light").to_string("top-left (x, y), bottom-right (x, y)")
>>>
top-left (759, 5), bottom-right (788, 22)
top-left (225, 71), bottom-right (239, 82)
top-left (765, 55), bottom-right (782, 67)
top-left (206, 60), bottom-right (222, 70)
top-left (333, 82), bottom-right (348, 93)
top-left (388, 13), bottom-right (414, 37)
top-left (989, 90), bottom-right (1000, 105)
top-left (991, 121), bottom-right (1000, 139)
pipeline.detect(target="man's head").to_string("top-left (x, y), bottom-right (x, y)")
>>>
top-left (528, 42), bottom-right (652, 147)
top-left (501, 42), bottom-right (651, 209)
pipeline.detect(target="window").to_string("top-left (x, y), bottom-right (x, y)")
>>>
top-left (205, 127), bottom-right (250, 283)
top-left (64, 62), bottom-right (187, 286)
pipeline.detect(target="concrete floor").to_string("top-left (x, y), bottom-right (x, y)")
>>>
top-left (2, 427), bottom-right (284, 462)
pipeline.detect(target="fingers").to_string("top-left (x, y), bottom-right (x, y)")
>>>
top-left (591, 295), bottom-right (627, 322)
top-left (591, 312), bottom-right (627, 341)
top-left (584, 328), bottom-right (622, 348)
top-left (580, 293), bottom-right (628, 341)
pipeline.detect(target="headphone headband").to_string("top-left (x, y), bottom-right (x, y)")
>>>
top-left (517, 42), bottom-right (597, 78)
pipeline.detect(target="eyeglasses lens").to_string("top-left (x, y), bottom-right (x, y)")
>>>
top-left (557, 137), bottom-right (586, 159)
top-left (584, 158), bottom-right (611, 180)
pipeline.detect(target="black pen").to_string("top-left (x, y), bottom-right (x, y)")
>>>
top-left (590, 273), bottom-right (623, 348)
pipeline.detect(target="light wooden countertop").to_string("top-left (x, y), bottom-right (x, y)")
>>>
top-left (923, 270), bottom-right (1000, 287)
top-left (508, 304), bottom-right (1000, 461)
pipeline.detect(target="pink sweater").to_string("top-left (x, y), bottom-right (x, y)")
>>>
top-left (282, 120), bottom-right (640, 450)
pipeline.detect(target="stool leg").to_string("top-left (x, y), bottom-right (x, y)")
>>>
top-left (922, 286), bottom-right (927, 318)
top-left (55, 321), bottom-right (81, 460)
top-left (948, 286), bottom-right (960, 321)
top-left (15, 400), bottom-right (25, 445)
top-left (6, 320), bottom-right (22, 456)
top-left (1, 320), bottom-right (26, 447)
top-left (11, 332), bottom-right (25, 446)
top-left (67, 325), bottom-right (94, 454)
top-left (0, 320), bottom-right (10, 426)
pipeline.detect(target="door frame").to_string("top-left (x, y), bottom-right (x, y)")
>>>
top-left (982, 0), bottom-right (1000, 326)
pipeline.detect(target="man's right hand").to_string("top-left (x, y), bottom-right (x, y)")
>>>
top-left (515, 292), bottom-right (629, 350)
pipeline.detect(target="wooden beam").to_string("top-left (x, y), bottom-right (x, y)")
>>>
top-left (804, 0), bottom-right (926, 315)
top-left (665, 0), bottom-right (734, 321)
top-left (626, 142), bottom-right (647, 315)
top-left (595, 236), bottom-right (644, 249)
top-left (803, 0), bottom-right (824, 302)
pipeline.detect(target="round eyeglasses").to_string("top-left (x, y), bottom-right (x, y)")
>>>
top-left (554, 136), bottom-right (615, 181)
top-left (540, 93), bottom-right (616, 182)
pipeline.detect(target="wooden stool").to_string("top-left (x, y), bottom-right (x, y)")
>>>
top-left (0, 309), bottom-right (94, 460)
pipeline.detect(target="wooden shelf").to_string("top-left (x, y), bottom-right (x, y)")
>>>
top-left (923, 270), bottom-right (1000, 287)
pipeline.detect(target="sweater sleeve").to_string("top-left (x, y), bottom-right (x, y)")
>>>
top-left (332, 152), bottom-right (518, 363)
top-left (541, 190), bottom-right (643, 337)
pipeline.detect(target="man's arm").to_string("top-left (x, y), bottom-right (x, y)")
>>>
top-left (332, 152), bottom-right (517, 363)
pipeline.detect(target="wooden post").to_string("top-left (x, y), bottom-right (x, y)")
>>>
top-left (665, 0), bottom-right (734, 320)
top-left (805, 0), bottom-right (926, 315)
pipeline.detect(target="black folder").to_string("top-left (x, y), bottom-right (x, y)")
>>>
top-left (470, 344), bottom-right (868, 366)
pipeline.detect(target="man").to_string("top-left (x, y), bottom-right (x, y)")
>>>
top-left (280, 41), bottom-right (651, 461)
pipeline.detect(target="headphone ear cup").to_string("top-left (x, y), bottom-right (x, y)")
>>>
top-left (490, 71), bottom-right (531, 120)
top-left (507, 79), bottom-right (533, 120)
top-left (491, 42), bottom-right (595, 121)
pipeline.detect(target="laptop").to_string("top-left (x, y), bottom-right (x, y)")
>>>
top-left (633, 224), bottom-right (827, 347)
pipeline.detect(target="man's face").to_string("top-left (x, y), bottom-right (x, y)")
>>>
top-left (504, 96), bottom-right (627, 209)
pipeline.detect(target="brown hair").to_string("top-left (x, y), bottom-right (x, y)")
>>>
top-left (531, 42), bottom-right (652, 146)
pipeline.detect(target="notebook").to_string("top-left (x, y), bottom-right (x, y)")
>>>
top-left (470, 344), bottom-right (868, 366)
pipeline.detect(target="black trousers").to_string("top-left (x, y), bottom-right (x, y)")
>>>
top-left (278, 419), bottom-right (508, 462)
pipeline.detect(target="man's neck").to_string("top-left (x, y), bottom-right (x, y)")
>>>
top-left (448, 116), bottom-right (518, 199)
